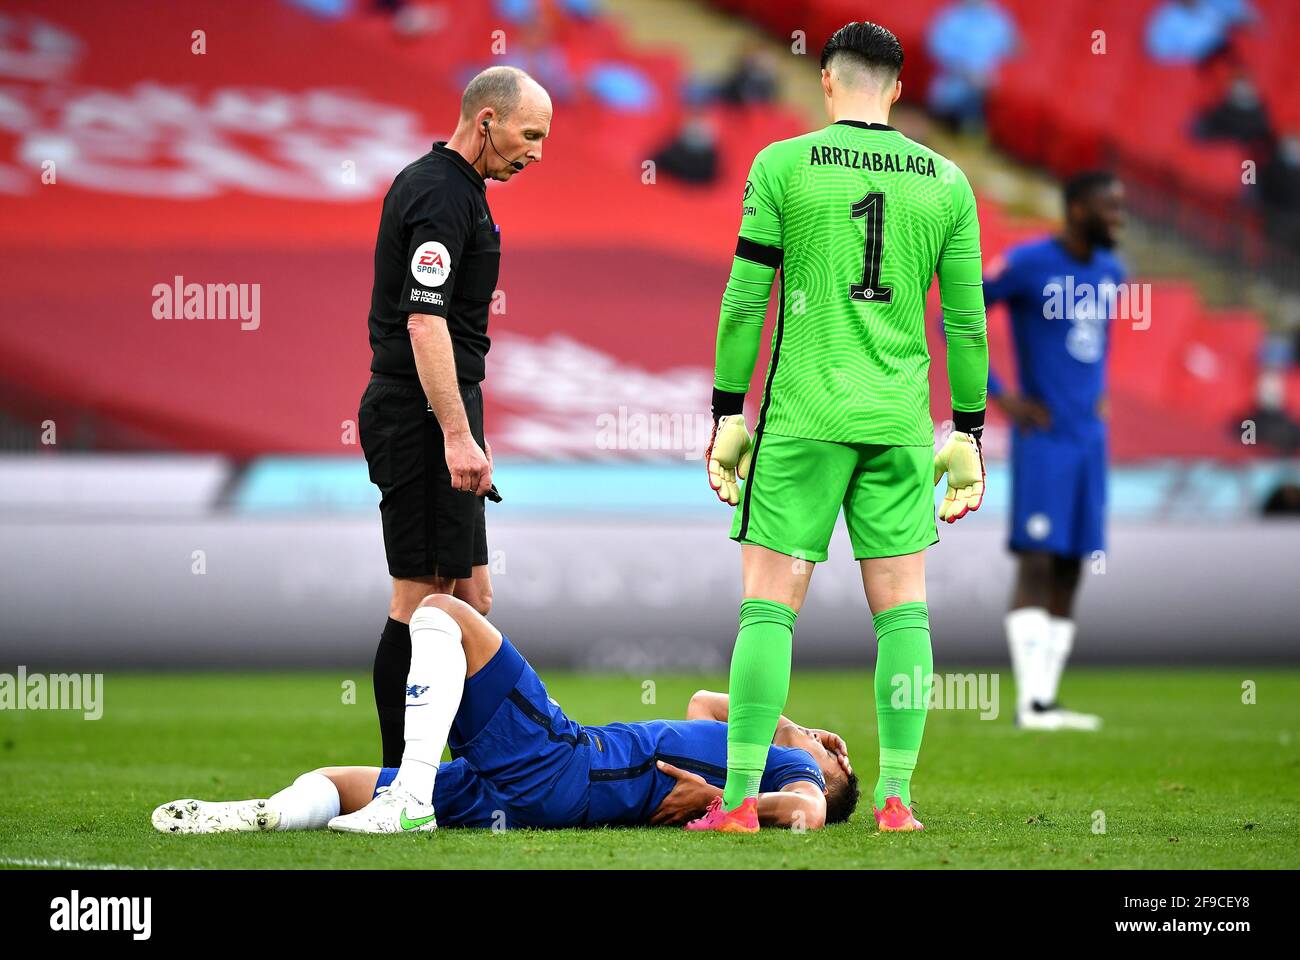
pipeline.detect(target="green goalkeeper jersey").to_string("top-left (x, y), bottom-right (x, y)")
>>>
top-left (713, 120), bottom-right (988, 446)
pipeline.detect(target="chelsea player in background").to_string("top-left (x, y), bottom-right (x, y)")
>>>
top-left (983, 171), bottom-right (1127, 731)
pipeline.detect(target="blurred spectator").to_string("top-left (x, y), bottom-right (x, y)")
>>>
top-left (650, 112), bottom-right (719, 185)
top-left (292, 0), bottom-right (350, 16)
top-left (1261, 482), bottom-right (1300, 515)
top-left (714, 45), bottom-right (780, 107)
top-left (1259, 136), bottom-right (1300, 213)
top-left (926, 0), bottom-right (1018, 132)
top-left (587, 62), bottom-right (656, 111)
top-left (1194, 74), bottom-right (1273, 151)
top-left (1243, 333), bottom-right (1300, 453)
top-left (1258, 134), bottom-right (1300, 248)
top-left (460, 0), bottom-right (583, 103)
top-left (496, 0), bottom-right (600, 20)
top-left (372, 1), bottom-right (447, 39)
top-left (1196, 0), bottom-right (1256, 28)
top-left (1145, 0), bottom-right (1254, 65)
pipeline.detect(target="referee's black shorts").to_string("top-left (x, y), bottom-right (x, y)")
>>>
top-left (359, 374), bottom-right (488, 581)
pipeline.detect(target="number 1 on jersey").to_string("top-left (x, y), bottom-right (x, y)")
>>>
top-left (849, 192), bottom-right (893, 304)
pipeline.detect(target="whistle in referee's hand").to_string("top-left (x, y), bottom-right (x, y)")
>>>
top-left (486, 484), bottom-right (502, 503)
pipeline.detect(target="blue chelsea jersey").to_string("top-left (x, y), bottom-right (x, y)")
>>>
top-left (984, 236), bottom-right (1127, 432)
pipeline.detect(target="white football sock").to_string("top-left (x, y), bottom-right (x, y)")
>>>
top-left (269, 771), bottom-right (341, 830)
top-left (1006, 606), bottom-right (1051, 714)
top-left (1044, 617), bottom-right (1076, 706)
top-left (392, 604), bottom-right (467, 804)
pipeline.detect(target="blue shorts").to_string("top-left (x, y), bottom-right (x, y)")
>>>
top-left (1008, 426), bottom-right (1107, 558)
top-left (374, 635), bottom-right (591, 828)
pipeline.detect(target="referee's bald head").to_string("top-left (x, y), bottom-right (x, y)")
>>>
top-left (461, 65), bottom-right (541, 123)
top-left (456, 65), bottom-right (552, 181)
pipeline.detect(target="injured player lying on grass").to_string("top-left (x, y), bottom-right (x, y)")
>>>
top-left (152, 595), bottom-right (858, 835)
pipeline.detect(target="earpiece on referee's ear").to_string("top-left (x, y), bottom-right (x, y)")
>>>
top-left (481, 119), bottom-right (489, 129)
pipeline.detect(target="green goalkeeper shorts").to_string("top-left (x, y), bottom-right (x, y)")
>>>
top-left (730, 432), bottom-right (939, 562)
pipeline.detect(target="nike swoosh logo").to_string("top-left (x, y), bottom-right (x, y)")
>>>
top-left (400, 808), bottom-right (436, 830)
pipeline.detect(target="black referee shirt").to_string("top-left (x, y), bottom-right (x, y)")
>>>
top-left (367, 142), bottom-right (500, 383)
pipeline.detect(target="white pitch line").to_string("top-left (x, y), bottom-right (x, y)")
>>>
top-left (0, 856), bottom-right (159, 871)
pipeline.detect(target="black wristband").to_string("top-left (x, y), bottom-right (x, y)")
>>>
top-left (712, 388), bottom-right (746, 420)
top-left (952, 408), bottom-right (985, 441)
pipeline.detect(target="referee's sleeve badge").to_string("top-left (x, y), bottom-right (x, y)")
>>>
top-left (411, 240), bottom-right (452, 287)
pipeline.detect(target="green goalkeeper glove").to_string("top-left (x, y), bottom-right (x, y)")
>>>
top-left (707, 414), bottom-right (752, 506)
top-left (933, 430), bottom-right (985, 523)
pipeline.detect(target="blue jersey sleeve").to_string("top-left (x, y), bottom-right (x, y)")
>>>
top-left (1101, 252), bottom-right (1128, 370)
top-left (982, 247), bottom-right (1026, 306)
top-left (982, 244), bottom-right (1036, 398)
top-left (760, 745), bottom-right (825, 793)
top-left (987, 366), bottom-right (1008, 399)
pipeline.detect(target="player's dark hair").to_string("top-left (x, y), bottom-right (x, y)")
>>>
top-left (824, 768), bottom-right (860, 825)
top-left (819, 21), bottom-right (903, 83)
top-left (1063, 170), bottom-right (1118, 208)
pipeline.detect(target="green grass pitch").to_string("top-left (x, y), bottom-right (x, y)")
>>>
top-left (1, 669), bottom-right (1297, 869)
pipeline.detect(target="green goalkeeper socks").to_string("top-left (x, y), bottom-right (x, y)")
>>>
top-left (872, 601), bottom-right (932, 809)
top-left (722, 598), bottom-right (796, 810)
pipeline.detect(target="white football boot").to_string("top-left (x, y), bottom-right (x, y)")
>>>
top-left (1049, 707), bottom-right (1102, 731)
top-left (151, 798), bottom-right (280, 834)
top-left (1018, 703), bottom-right (1102, 732)
top-left (327, 783), bottom-right (436, 834)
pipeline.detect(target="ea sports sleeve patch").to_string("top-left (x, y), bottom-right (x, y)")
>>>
top-left (402, 232), bottom-right (456, 315)
top-left (400, 187), bottom-right (474, 318)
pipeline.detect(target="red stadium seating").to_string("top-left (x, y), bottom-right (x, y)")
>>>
top-left (0, 0), bottom-right (1271, 462)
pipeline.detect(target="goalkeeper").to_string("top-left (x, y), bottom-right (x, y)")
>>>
top-left (696, 21), bottom-right (988, 834)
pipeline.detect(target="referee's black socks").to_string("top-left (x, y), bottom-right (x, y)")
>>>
top-left (373, 617), bottom-right (412, 767)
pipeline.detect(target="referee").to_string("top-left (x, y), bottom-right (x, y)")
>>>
top-left (360, 66), bottom-right (551, 766)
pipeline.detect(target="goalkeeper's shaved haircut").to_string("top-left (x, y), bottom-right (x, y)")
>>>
top-left (820, 20), bottom-right (904, 90)
top-left (460, 65), bottom-right (532, 122)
